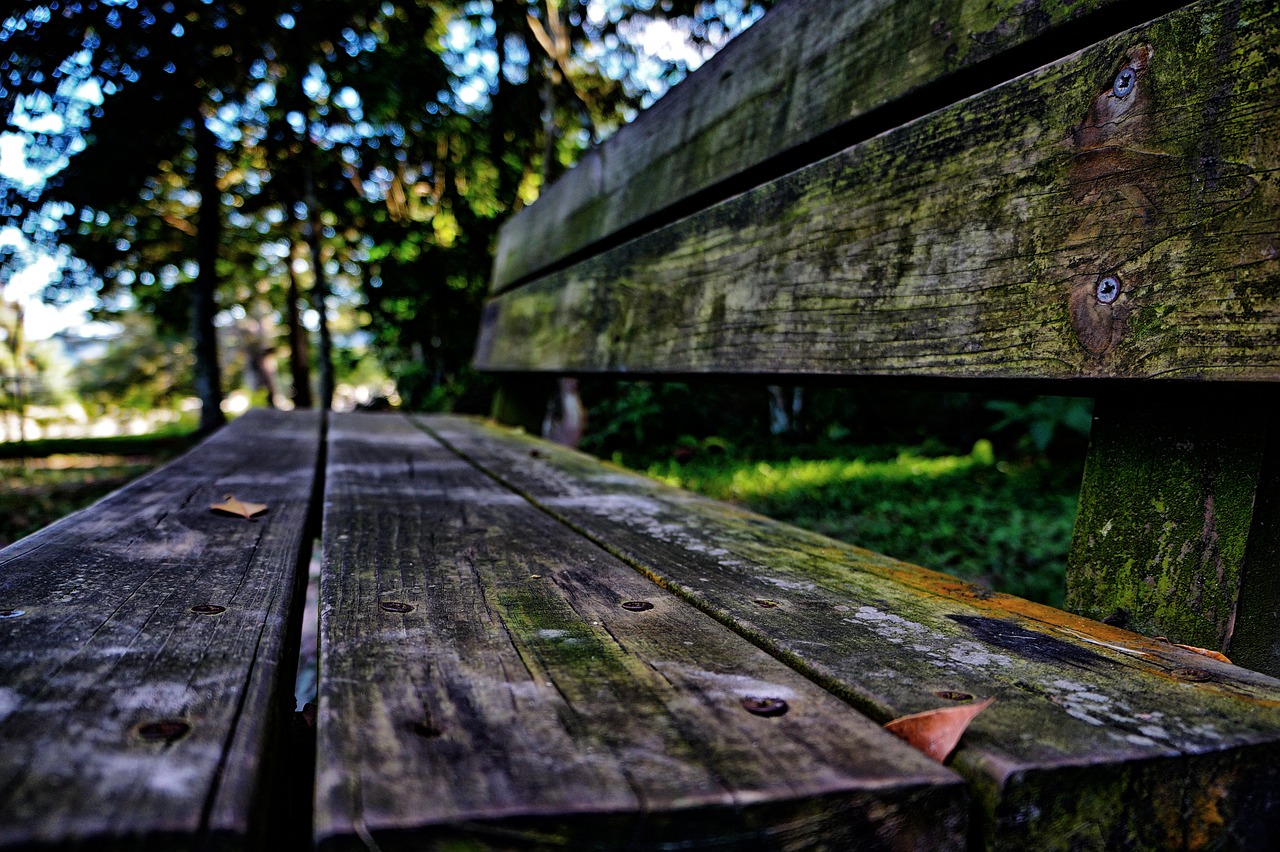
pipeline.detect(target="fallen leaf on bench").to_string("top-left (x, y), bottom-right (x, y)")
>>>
top-left (884, 697), bottom-right (993, 762)
top-left (211, 495), bottom-right (269, 519)
top-left (1153, 637), bottom-right (1232, 664)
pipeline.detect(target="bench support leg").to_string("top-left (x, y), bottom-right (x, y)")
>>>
top-left (1066, 390), bottom-right (1280, 676)
top-left (490, 375), bottom-right (555, 435)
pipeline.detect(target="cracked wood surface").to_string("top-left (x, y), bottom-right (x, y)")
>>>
top-left (0, 409), bottom-right (321, 850)
top-left (478, 0), bottom-right (1280, 382)
top-left (313, 413), bottom-right (967, 850)
top-left (423, 414), bottom-right (1280, 851)
top-left (492, 0), bottom-right (1138, 292)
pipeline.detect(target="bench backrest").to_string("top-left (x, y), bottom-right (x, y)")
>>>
top-left (477, 0), bottom-right (1280, 674)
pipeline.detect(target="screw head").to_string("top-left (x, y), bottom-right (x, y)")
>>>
top-left (1096, 275), bottom-right (1121, 304)
top-left (740, 696), bottom-right (789, 717)
top-left (190, 604), bottom-right (226, 616)
top-left (1113, 68), bottom-right (1136, 98)
top-left (933, 690), bottom-right (975, 701)
top-left (134, 719), bottom-right (192, 742)
top-left (0, 609), bottom-right (25, 619)
top-left (620, 600), bottom-right (654, 612)
top-left (380, 601), bottom-right (415, 613)
top-left (753, 599), bottom-right (780, 609)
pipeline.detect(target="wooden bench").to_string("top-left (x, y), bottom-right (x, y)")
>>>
top-left (2, 0), bottom-right (1279, 848)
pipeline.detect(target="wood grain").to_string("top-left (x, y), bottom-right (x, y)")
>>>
top-left (423, 414), bottom-right (1280, 850)
top-left (314, 413), bottom-right (967, 850)
top-left (492, 0), bottom-right (1137, 291)
top-left (478, 0), bottom-right (1280, 383)
top-left (0, 409), bottom-right (321, 850)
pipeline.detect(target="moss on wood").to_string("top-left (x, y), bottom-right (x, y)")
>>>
top-left (479, 0), bottom-right (1280, 383)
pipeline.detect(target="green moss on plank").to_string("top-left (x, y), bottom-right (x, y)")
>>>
top-left (1066, 392), bottom-right (1273, 652)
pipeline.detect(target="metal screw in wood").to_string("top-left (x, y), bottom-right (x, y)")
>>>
top-left (380, 601), bottom-right (415, 613)
top-left (1096, 276), bottom-right (1120, 304)
top-left (1113, 68), bottom-right (1136, 97)
top-left (740, 697), bottom-right (789, 717)
top-left (134, 719), bottom-right (192, 742)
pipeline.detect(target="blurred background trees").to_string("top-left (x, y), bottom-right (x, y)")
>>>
top-left (1, 0), bottom-right (772, 428)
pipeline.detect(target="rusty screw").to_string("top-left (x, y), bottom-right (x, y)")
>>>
top-left (190, 605), bottom-right (226, 616)
top-left (1113, 67), bottom-right (1136, 98)
top-left (1096, 275), bottom-right (1120, 304)
top-left (753, 599), bottom-right (780, 609)
top-left (620, 600), bottom-right (654, 612)
top-left (740, 696), bottom-right (789, 717)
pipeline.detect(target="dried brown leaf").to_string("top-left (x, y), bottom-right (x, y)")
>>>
top-left (1154, 636), bottom-right (1232, 664)
top-left (1173, 643), bottom-right (1232, 664)
top-left (884, 697), bottom-right (994, 762)
top-left (211, 495), bottom-right (269, 520)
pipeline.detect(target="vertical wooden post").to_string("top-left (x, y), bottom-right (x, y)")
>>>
top-left (489, 375), bottom-right (554, 436)
top-left (1066, 389), bottom-right (1280, 676)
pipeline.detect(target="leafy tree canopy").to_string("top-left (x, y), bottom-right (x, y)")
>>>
top-left (2, 0), bottom-right (774, 414)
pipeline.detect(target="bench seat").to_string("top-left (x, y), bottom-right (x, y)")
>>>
top-left (3, 411), bottom-right (1280, 848)
top-left (0, 409), bottom-right (321, 850)
top-left (421, 414), bottom-right (1280, 849)
top-left (315, 412), bottom-right (967, 850)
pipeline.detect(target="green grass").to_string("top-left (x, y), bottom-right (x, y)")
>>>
top-left (638, 439), bottom-right (1083, 606)
top-left (0, 430), bottom-right (196, 549)
top-left (0, 426), bottom-right (197, 460)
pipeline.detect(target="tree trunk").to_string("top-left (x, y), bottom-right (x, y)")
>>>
top-left (193, 118), bottom-right (226, 435)
top-left (286, 244), bottom-right (313, 409)
top-left (304, 166), bottom-right (334, 410)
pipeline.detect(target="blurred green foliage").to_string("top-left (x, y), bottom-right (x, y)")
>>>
top-left (0, 428), bottom-right (194, 547)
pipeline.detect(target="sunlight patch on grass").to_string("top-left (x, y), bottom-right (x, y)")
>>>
top-left (650, 440), bottom-right (996, 502)
top-left (637, 438), bottom-right (1075, 607)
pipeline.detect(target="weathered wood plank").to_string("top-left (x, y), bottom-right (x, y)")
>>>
top-left (314, 412), bottom-right (967, 850)
top-left (493, 0), bottom-right (1142, 291)
top-left (478, 0), bottom-right (1280, 382)
top-left (1066, 391), bottom-right (1280, 675)
top-left (423, 414), bottom-right (1280, 851)
top-left (0, 409), bottom-right (321, 850)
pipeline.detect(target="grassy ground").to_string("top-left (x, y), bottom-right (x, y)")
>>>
top-left (636, 439), bottom-right (1084, 607)
top-left (0, 432), bottom-right (195, 549)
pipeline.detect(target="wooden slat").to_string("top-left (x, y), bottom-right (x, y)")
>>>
top-left (493, 0), bottom-right (1140, 291)
top-left (0, 409), bottom-right (321, 849)
top-left (423, 414), bottom-right (1280, 850)
top-left (314, 413), bottom-right (967, 850)
top-left (478, 0), bottom-right (1280, 382)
